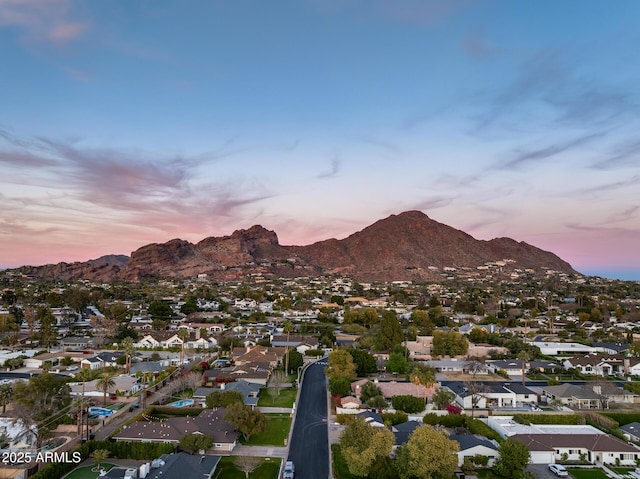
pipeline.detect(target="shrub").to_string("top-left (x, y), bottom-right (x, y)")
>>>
top-left (421, 413), bottom-right (465, 428)
top-left (381, 411), bottom-right (408, 426)
top-left (391, 395), bottom-right (425, 413)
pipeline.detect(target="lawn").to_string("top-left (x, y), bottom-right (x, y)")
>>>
top-left (568, 468), bottom-right (610, 479)
top-left (216, 456), bottom-right (281, 479)
top-left (257, 388), bottom-right (297, 408)
top-left (610, 468), bottom-right (635, 475)
top-left (331, 444), bottom-right (361, 479)
top-left (242, 414), bottom-right (292, 446)
top-left (64, 463), bottom-right (116, 479)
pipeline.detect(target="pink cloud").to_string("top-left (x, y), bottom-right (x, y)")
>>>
top-left (0, 0), bottom-right (89, 44)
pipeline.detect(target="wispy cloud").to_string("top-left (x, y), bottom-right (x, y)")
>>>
top-left (317, 157), bottom-right (341, 179)
top-left (0, 0), bottom-right (89, 44)
top-left (500, 131), bottom-right (607, 170)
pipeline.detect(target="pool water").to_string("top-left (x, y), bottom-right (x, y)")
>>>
top-left (167, 399), bottom-right (195, 407)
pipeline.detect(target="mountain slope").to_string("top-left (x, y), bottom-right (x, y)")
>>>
top-left (16, 211), bottom-right (578, 281)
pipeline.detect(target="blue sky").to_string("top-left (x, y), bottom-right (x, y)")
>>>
top-left (1, 0), bottom-right (639, 280)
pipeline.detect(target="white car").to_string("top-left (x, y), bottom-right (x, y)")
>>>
top-left (549, 464), bottom-right (568, 477)
top-left (283, 460), bottom-right (295, 479)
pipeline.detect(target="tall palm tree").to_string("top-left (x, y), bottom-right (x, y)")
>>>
top-left (518, 350), bottom-right (530, 386)
top-left (121, 337), bottom-right (135, 374)
top-left (96, 372), bottom-right (116, 405)
top-left (178, 328), bottom-right (189, 367)
top-left (282, 320), bottom-right (294, 374)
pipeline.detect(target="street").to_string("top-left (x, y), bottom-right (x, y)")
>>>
top-left (287, 361), bottom-right (330, 479)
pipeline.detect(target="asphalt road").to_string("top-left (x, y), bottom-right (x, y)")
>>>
top-left (287, 361), bottom-right (329, 479)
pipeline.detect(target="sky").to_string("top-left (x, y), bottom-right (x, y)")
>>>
top-left (1, 0), bottom-right (639, 281)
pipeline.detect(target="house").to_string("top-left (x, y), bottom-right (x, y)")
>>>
top-left (513, 433), bottom-right (640, 465)
top-left (340, 396), bottom-right (362, 409)
top-left (222, 380), bottom-right (261, 408)
top-left (450, 434), bottom-right (499, 467)
top-left (70, 374), bottom-right (141, 398)
top-left (272, 335), bottom-right (319, 354)
top-left (542, 383), bottom-right (635, 409)
top-left (562, 354), bottom-right (625, 377)
top-left (0, 417), bottom-right (37, 449)
top-left (619, 422), bottom-right (640, 442)
top-left (114, 408), bottom-right (239, 452)
top-left (356, 411), bottom-right (385, 427)
top-left (390, 421), bottom-right (422, 449)
top-left (486, 416), bottom-right (605, 439)
top-left (426, 358), bottom-right (490, 375)
top-left (81, 356), bottom-right (104, 370)
top-left (351, 380), bottom-right (437, 401)
top-left (447, 382), bottom-right (538, 409)
top-left (143, 452), bottom-right (220, 479)
top-left (526, 341), bottom-right (608, 356)
top-left (204, 365), bottom-right (271, 386)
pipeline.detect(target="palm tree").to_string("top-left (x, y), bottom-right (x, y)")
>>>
top-left (91, 449), bottom-right (110, 472)
top-left (518, 351), bottom-right (530, 386)
top-left (121, 337), bottom-right (135, 374)
top-left (0, 384), bottom-right (12, 413)
top-left (282, 320), bottom-right (295, 374)
top-left (96, 372), bottom-right (116, 405)
top-left (178, 328), bottom-right (189, 367)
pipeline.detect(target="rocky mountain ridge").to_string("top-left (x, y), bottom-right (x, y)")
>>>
top-left (15, 211), bottom-right (578, 281)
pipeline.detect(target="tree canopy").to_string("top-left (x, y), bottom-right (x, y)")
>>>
top-left (493, 438), bottom-right (531, 478)
top-left (340, 417), bottom-right (395, 477)
top-left (326, 349), bottom-right (357, 381)
top-left (397, 425), bottom-right (459, 479)
top-left (224, 402), bottom-right (266, 441)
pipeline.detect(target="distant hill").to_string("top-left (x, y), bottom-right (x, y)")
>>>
top-left (15, 211), bottom-right (578, 281)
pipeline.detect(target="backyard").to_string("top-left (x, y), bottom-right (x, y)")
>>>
top-left (216, 456), bottom-right (281, 478)
top-left (242, 413), bottom-right (292, 446)
top-left (257, 388), bottom-right (297, 408)
top-left (63, 463), bottom-right (116, 479)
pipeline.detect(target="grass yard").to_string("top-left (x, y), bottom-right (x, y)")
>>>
top-left (258, 387), bottom-right (297, 408)
top-left (568, 469), bottom-right (611, 479)
top-left (64, 463), bottom-right (116, 479)
top-left (242, 414), bottom-right (292, 446)
top-left (610, 468), bottom-right (635, 475)
top-left (331, 444), bottom-right (361, 479)
top-left (216, 456), bottom-right (281, 479)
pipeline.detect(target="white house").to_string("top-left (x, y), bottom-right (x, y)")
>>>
top-left (450, 434), bottom-right (499, 467)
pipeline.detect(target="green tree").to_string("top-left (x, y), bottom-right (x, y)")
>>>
top-left (329, 376), bottom-right (352, 396)
top-left (205, 390), bottom-right (244, 408)
top-left (121, 336), bottom-right (135, 374)
top-left (493, 438), bottom-right (531, 478)
top-left (359, 381), bottom-right (383, 403)
top-left (396, 425), bottom-right (459, 479)
top-left (91, 449), bottom-right (110, 471)
top-left (386, 352), bottom-right (409, 374)
top-left (283, 348), bottom-right (303, 374)
top-left (340, 417), bottom-right (395, 477)
top-left (326, 349), bottom-right (357, 381)
top-left (224, 402), bottom-right (266, 441)
top-left (366, 395), bottom-right (388, 412)
top-left (96, 372), bottom-right (116, 405)
top-left (391, 395), bottom-right (425, 413)
top-left (408, 363), bottom-right (436, 402)
top-left (348, 349), bottom-right (378, 377)
top-left (432, 388), bottom-right (456, 410)
top-left (432, 331), bottom-right (468, 356)
top-left (179, 433), bottom-right (213, 454)
top-left (410, 309), bottom-right (434, 334)
top-left (375, 311), bottom-right (404, 351)
top-left (0, 384), bottom-right (13, 413)
top-left (148, 300), bottom-right (173, 320)
top-left (12, 373), bottom-right (72, 447)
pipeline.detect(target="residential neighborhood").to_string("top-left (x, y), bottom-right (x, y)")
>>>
top-left (0, 268), bottom-right (639, 478)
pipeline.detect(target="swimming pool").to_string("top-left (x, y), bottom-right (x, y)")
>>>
top-left (167, 399), bottom-right (195, 407)
top-left (88, 407), bottom-right (115, 417)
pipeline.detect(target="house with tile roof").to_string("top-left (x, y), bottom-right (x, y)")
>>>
top-left (513, 433), bottom-right (639, 465)
top-left (113, 408), bottom-right (238, 452)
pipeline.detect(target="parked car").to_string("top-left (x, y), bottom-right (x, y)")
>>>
top-left (549, 464), bottom-right (568, 477)
top-left (283, 460), bottom-right (295, 478)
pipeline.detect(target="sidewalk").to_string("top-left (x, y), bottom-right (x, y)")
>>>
top-left (224, 445), bottom-right (288, 458)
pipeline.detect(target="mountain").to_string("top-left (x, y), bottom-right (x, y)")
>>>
top-left (15, 211), bottom-right (578, 281)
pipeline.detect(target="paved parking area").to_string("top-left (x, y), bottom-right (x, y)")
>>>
top-left (528, 464), bottom-right (558, 479)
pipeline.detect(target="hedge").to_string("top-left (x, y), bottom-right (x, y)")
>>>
top-left (512, 414), bottom-right (582, 425)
